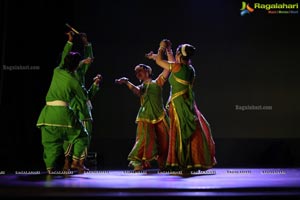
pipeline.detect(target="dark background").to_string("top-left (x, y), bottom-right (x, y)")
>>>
top-left (0, 0), bottom-right (299, 171)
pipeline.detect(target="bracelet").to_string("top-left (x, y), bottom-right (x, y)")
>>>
top-left (169, 63), bottom-right (173, 71)
top-left (160, 75), bottom-right (167, 82)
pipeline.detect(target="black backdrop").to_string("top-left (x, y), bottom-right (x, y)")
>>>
top-left (1, 0), bottom-right (299, 171)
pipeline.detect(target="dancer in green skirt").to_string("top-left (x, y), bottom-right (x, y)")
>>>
top-left (116, 64), bottom-right (170, 171)
top-left (151, 39), bottom-right (217, 173)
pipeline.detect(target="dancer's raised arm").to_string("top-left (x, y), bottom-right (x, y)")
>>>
top-left (115, 77), bottom-right (140, 96)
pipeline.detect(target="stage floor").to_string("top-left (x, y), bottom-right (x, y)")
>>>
top-left (0, 168), bottom-right (299, 199)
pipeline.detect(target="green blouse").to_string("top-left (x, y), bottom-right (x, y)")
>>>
top-left (136, 80), bottom-right (166, 124)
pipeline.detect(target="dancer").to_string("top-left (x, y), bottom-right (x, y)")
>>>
top-left (149, 39), bottom-right (217, 172)
top-left (63, 32), bottom-right (102, 171)
top-left (115, 62), bottom-right (170, 171)
top-left (36, 31), bottom-right (89, 174)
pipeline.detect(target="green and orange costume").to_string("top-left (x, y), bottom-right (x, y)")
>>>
top-left (128, 74), bottom-right (169, 170)
top-left (166, 64), bottom-right (217, 171)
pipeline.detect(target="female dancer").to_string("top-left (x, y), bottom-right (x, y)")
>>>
top-left (115, 63), bottom-right (170, 171)
top-left (148, 39), bottom-right (217, 172)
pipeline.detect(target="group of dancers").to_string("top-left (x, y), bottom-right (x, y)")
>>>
top-left (36, 30), bottom-right (217, 174)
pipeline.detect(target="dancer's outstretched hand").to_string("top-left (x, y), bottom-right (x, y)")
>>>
top-left (145, 51), bottom-right (157, 60)
top-left (80, 57), bottom-right (93, 65)
top-left (93, 74), bottom-right (102, 86)
top-left (66, 31), bottom-right (75, 42)
top-left (115, 77), bottom-right (129, 85)
top-left (163, 39), bottom-right (172, 50)
top-left (160, 39), bottom-right (172, 49)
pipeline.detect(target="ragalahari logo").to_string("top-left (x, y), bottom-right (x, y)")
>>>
top-left (240, 2), bottom-right (255, 16)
